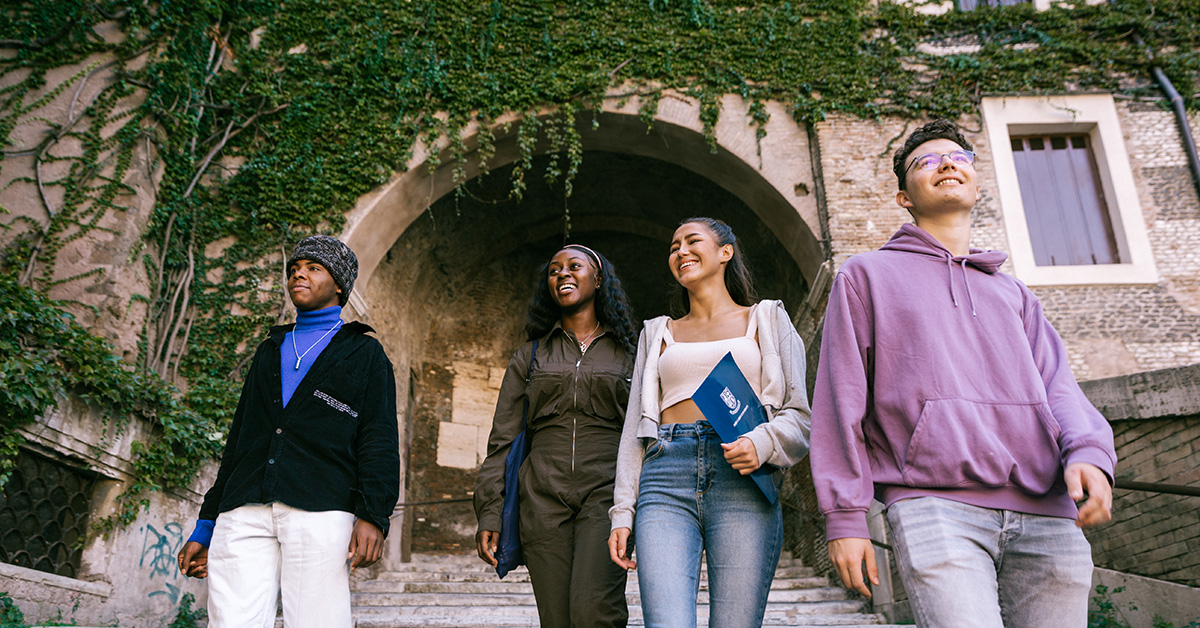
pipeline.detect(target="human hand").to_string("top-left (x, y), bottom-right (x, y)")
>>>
top-left (476, 529), bottom-right (499, 567)
top-left (1065, 462), bottom-right (1113, 527)
top-left (608, 528), bottom-right (636, 570)
top-left (347, 519), bottom-right (384, 571)
top-left (827, 537), bottom-right (878, 598)
top-left (721, 437), bottom-right (760, 475)
top-left (178, 541), bottom-right (208, 578)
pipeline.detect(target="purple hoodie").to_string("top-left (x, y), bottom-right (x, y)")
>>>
top-left (811, 224), bottom-right (1116, 541)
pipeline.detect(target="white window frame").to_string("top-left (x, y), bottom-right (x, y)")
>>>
top-left (981, 94), bottom-right (1157, 286)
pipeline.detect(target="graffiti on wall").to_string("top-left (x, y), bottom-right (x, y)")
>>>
top-left (139, 522), bottom-right (185, 603)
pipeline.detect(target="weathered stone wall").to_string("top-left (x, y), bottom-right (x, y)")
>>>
top-left (1080, 364), bottom-right (1200, 587)
top-left (0, 45), bottom-right (159, 361)
top-left (3, 398), bottom-right (209, 627)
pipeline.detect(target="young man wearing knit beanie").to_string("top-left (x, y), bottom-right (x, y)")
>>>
top-left (176, 234), bottom-right (400, 628)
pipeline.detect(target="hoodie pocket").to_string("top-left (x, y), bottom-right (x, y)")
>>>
top-left (902, 398), bottom-right (1062, 494)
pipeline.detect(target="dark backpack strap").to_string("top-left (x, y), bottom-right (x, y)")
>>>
top-left (520, 340), bottom-right (538, 432)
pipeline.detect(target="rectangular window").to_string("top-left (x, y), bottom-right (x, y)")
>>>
top-left (982, 94), bottom-right (1156, 285)
top-left (958, 0), bottom-right (1028, 10)
top-left (1009, 134), bottom-right (1119, 266)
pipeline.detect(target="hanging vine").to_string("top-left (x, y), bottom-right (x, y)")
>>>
top-left (0, 0), bottom-right (1197, 525)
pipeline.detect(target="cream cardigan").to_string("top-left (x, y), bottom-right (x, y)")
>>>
top-left (609, 299), bottom-right (812, 531)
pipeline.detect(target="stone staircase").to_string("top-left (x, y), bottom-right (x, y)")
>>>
top-left (350, 553), bottom-right (905, 627)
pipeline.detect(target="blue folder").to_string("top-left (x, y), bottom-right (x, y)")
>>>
top-left (692, 352), bottom-right (781, 504)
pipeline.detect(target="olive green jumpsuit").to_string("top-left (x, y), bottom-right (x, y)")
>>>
top-left (475, 324), bottom-right (632, 628)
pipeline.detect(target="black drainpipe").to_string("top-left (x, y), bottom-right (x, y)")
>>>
top-left (1134, 33), bottom-right (1200, 200)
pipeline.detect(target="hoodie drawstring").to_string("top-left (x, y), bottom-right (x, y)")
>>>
top-left (945, 257), bottom-right (978, 317)
top-left (960, 259), bottom-right (977, 317)
top-left (946, 257), bottom-right (959, 308)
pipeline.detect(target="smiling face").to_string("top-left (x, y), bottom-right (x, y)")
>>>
top-left (896, 138), bottom-right (980, 220)
top-left (547, 248), bottom-right (599, 312)
top-left (669, 221), bottom-right (732, 289)
top-left (288, 259), bottom-right (342, 312)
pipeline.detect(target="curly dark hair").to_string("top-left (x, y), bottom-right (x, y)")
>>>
top-left (522, 245), bottom-right (639, 356)
top-left (669, 217), bottom-right (756, 318)
top-left (892, 119), bottom-right (974, 191)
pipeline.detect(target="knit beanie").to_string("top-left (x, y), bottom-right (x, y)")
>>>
top-left (287, 235), bottom-right (358, 305)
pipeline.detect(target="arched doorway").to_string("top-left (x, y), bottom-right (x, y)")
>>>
top-left (346, 97), bottom-right (826, 558)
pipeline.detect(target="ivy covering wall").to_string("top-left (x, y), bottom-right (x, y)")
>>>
top-left (1, 0), bottom-right (1198, 526)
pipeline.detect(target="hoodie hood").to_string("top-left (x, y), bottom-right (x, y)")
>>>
top-left (881, 223), bottom-right (1008, 272)
top-left (881, 223), bottom-right (1008, 316)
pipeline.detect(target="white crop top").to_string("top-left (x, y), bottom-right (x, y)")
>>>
top-left (658, 304), bottom-right (763, 410)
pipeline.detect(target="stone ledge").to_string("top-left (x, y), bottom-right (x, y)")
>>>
top-left (0, 561), bottom-right (113, 599)
top-left (1080, 363), bottom-right (1200, 422)
top-left (1092, 567), bottom-right (1200, 627)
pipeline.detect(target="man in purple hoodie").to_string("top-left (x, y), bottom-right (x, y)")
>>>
top-left (811, 120), bottom-right (1116, 627)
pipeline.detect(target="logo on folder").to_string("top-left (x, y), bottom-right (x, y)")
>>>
top-left (720, 387), bottom-right (749, 426)
top-left (692, 352), bottom-right (780, 504)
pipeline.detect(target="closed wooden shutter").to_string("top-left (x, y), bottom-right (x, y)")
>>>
top-left (1010, 134), bottom-right (1119, 266)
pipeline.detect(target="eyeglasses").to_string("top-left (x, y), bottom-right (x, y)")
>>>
top-left (906, 150), bottom-right (975, 173)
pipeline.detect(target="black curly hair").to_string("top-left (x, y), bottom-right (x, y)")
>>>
top-left (669, 217), bottom-right (757, 318)
top-left (892, 119), bottom-right (974, 191)
top-left (522, 245), bottom-right (639, 356)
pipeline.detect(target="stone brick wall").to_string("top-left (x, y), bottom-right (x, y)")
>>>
top-left (1080, 364), bottom-right (1200, 587)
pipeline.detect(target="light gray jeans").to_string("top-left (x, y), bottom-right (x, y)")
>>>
top-left (886, 496), bottom-right (1093, 628)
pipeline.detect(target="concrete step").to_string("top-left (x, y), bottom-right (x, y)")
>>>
top-left (354, 575), bottom-right (832, 594)
top-left (350, 553), bottom-right (903, 628)
top-left (353, 612), bottom-right (903, 627)
top-left (370, 563), bottom-right (817, 581)
top-left (396, 552), bottom-right (809, 568)
top-left (353, 601), bottom-right (869, 616)
top-left (352, 586), bottom-right (856, 606)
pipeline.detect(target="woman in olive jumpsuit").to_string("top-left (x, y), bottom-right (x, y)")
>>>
top-left (475, 245), bottom-right (638, 628)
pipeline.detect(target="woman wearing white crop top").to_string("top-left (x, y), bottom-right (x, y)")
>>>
top-left (608, 217), bottom-right (812, 628)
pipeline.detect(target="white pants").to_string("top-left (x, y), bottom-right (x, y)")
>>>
top-left (208, 503), bottom-right (356, 628)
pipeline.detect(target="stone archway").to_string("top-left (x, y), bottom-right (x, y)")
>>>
top-left (342, 91), bottom-right (827, 559)
top-left (342, 92), bottom-right (825, 301)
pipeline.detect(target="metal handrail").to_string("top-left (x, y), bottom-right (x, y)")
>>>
top-left (1115, 480), bottom-right (1200, 497)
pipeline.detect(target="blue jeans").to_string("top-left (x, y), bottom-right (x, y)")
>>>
top-left (634, 422), bottom-right (782, 628)
top-left (886, 497), bottom-right (1093, 628)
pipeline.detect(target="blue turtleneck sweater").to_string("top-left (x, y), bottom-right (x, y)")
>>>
top-left (281, 305), bottom-right (343, 407)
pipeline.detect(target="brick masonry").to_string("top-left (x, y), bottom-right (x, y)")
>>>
top-left (1079, 365), bottom-right (1200, 587)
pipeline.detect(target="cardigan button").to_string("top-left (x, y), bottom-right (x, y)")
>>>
top-left (268, 459), bottom-right (275, 464)
top-left (275, 428), bottom-right (282, 435)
